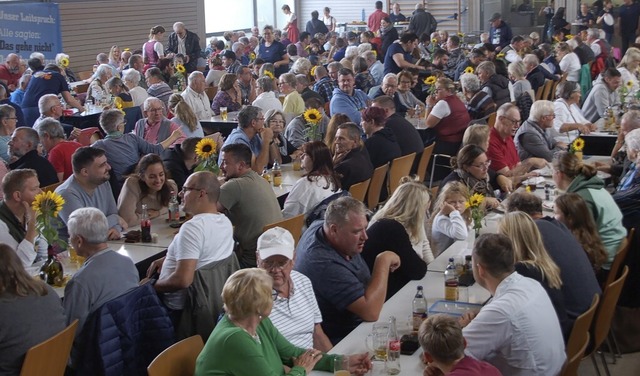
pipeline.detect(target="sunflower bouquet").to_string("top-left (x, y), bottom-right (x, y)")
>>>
top-left (423, 75), bottom-right (437, 96)
top-left (32, 191), bottom-right (67, 251)
top-left (303, 108), bottom-right (323, 141)
top-left (194, 138), bottom-right (220, 175)
top-left (465, 193), bottom-right (485, 237)
top-left (174, 64), bottom-right (187, 91)
top-left (619, 80), bottom-right (634, 105)
top-left (464, 66), bottom-right (474, 74)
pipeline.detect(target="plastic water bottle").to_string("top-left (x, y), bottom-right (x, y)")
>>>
top-left (361, 9), bottom-right (365, 22)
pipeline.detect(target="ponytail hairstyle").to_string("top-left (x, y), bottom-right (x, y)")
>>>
top-left (168, 94), bottom-right (198, 132)
top-left (149, 25), bottom-right (166, 39)
top-left (552, 151), bottom-right (597, 179)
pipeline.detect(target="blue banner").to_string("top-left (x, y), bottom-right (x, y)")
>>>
top-left (0, 2), bottom-right (62, 63)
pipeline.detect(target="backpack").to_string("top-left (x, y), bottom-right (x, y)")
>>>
top-left (305, 190), bottom-right (351, 227)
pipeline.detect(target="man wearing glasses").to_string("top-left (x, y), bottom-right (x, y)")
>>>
top-left (487, 103), bottom-right (547, 177)
top-left (256, 227), bottom-right (332, 351)
top-left (134, 97), bottom-right (184, 146)
top-left (147, 171), bottom-right (235, 315)
top-left (514, 100), bottom-right (567, 162)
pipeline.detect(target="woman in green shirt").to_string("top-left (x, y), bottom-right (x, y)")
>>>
top-left (195, 268), bottom-right (371, 376)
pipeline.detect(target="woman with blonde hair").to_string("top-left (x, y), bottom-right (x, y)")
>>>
top-left (430, 181), bottom-right (470, 256)
top-left (108, 45), bottom-right (124, 72)
top-left (168, 94), bottom-right (204, 138)
top-left (195, 268), bottom-right (371, 375)
top-left (552, 151), bottom-right (626, 270)
top-left (0, 244), bottom-right (66, 375)
top-left (365, 177), bottom-right (432, 295)
top-left (462, 123), bottom-right (490, 151)
top-left (555, 42), bottom-right (580, 82)
top-left (499, 211), bottom-right (571, 339)
top-left (617, 47), bottom-right (640, 95)
top-left (554, 193), bottom-right (609, 271)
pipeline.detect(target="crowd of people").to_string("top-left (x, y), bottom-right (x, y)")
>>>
top-left (0, 1), bottom-right (639, 375)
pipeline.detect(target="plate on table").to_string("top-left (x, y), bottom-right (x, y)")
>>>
top-left (533, 166), bottom-right (552, 177)
top-left (523, 176), bottom-right (546, 186)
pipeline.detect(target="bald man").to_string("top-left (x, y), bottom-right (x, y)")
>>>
top-left (166, 22), bottom-right (201, 73)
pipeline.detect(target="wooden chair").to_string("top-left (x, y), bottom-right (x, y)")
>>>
top-left (388, 152), bottom-right (416, 195)
top-left (586, 266), bottom-right (629, 376)
top-left (541, 79), bottom-right (555, 101)
top-left (75, 127), bottom-right (102, 146)
top-left (487, 112), bottom-right (497, 128)
top-left (535, 82), bottom-right (546, 100)
top-left (366, 164), bottom-right (389, 211)
top-left (73, 83), bottom-right (89, 94)
top-left (562, 333), bottom-right (590, 376)
top-left (42, 181), bottom-right (62, 193)
top-left (348, 178), bottom-right (370, 202)
top-left (77, 71), bottom-right (94, 81)
top-left (565, 294), bottom-right (599, 366)
top-left (205, 87), bottom-right (217, 102)
top-left (263, 214), bottom-right (305, 247)
top-left (416, 143), bottom-right (435, 182)
top-left (603, 228), bottom-right (635, 289)
top-left (20, 320), bottom-right (78, 376)
top-left (147, 335), bottom-right (204, 376)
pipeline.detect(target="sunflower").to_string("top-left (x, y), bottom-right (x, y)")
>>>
top-left (457, 32), bottom-right (465, 38)
top-left (626, 80), bottom-right (634, 89)
top-left (113, 96), bottom-right (123, 110)
top-left (468, 193), bottom-right (485, 208)
top-left (303, 108), bottom-right (322, 124)
top-left (310, 66), bottom-right (317, 77)
top-left (32, 191), bottom-right (65, 217)
top-left (175, 64), bottom-right (186, 73)
top-left (372, 50), bottom-right (377, 57)
top-left (59, 57), bottom-right (69, 68)
top-left (263, 70), bottom-right (274, 79)
top-left (423, 76), bottom-right (437, 85)
top-left (195, 138), bottom-right (217, 159)
top-left (464, 66), bottom-right (474, 74)
top-left (249, 52), bottom-right (256, 61)
top-left (525, 185), bottom-right (532, 193)
top-left (496, 52), bottom-right (506, 59)
top-left (566, 34), bottom-right (574, 40)
top-left (571, 137), bottom-right (585, 152)
top-left (431, 38), bottom-right (438, 44)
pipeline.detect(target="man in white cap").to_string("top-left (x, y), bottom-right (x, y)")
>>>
top-left (257, 227), bottom-right (333, 352)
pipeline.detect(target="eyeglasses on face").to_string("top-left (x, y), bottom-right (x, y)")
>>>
top-left (263, 259), bottom-right (290, 271)
top-left (470, 160), bottom-right (492, 169)
top-left (181, 186), bottom-right (206, 194)
top-left (503, 116), bottom-right (522, 125)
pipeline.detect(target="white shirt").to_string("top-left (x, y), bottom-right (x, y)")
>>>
top-left (463, 272), bottom-right (566, 376)
top-left (431, 211), bottom-right (468, 256)
top-left (430, 99), bottom-right (452, 119)
top-left (590, 40), bottom-right (601, 56)
top-left (205, 69), bottom-right (225, 87)
top-left (270, 270), bottom-right (323, 348)
top-left (181, 86), bottom-right (214, 120)
top-left (505, 47), bottom-right (522, 64)
top-left (252, 91), bottom-right (284, 113)
top-left (129, 86), bottom-right (149, 107)
top-left (0, 220), bottom-right (45, 267)
top-left (559, 52), bottom-right (581, 82)
top-left (282, 176), bottom-right (336, 219)
top-left (159, 212), bottom-right (234, 310)
top-left (553, 99), bottom-right (589, 140)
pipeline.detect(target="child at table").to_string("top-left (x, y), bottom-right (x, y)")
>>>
top-left (430, 182), bottom-right (470, 257)
top-left (418, 314), bottom-right (502, 375)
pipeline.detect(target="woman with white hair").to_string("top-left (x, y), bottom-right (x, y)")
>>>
top-left (555, 42), bottom-right (580, 82)
top-left (553, 81), bottom-right (595, 140)
top-left (290, 57), bottom-right (311, 76)
top-left (613, 128), bottom-right (640, 228)
top-left (122, 68), bottom-right (149, 107)
top-left (460, 73), bottom-right (496, 120)
top-left (55, 53), bottom-right (77, 82)
top-left (507, 61), bottom-right (533, 100)
top-left (87, 64), bottom-right (113, 104)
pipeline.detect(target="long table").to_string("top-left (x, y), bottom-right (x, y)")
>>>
top-left (309, 271), bottom-right (491, 375)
